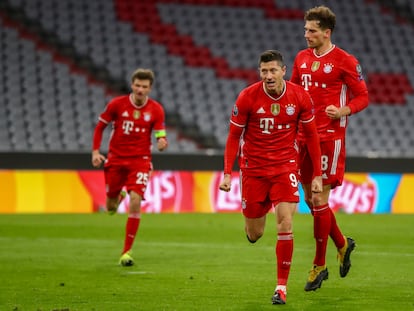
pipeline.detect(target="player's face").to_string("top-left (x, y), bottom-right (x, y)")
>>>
top-left (304, 20), bottom-right (330, 49)
top-left (131, 79), bottom-right (152, 104)
top-left (259, 61), bottom-right (286, 94)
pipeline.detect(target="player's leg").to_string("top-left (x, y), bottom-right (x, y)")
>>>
top-left (241, 174), bottom-right (270, 243)
top-left (298, 144), bottom-right (330, 290)
top-left (105, 190), bottom-right (126, 215)
top-left (329, 202), bottom-right (355, 278)
top-left (304, 184), bottom-right (330, 291)
top-left (324, 138), bottom-right (355, 277)
top-left (119, 161), bottom-right (150, 266)
top-left (271, 201), bottom-right (296, 305)
top-left (270, 171), bottom-right (299, 305)
top-left (119, 190), bottom-right (142, 266)
top-left (104, 164), bottom-right (126, 214)
top-left (244, 215), bottom-right (266, 243)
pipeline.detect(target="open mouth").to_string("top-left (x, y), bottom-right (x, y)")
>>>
top-left (267, 81), bottom-right (276, 88)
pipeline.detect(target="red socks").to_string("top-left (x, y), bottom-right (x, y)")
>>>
top-left (312, 204), bottom-right (330, 266)
top-left (276, 232), bottom-right (293, 286)
top-left (122, 214), bottom-right (141, 254)
top-left (329, 208), bottom-right (346, 249)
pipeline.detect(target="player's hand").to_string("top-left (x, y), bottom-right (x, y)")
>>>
top-left (92, 150), bottom-right (106, 168)
top-left (157, 137), bottom-right (168, 151)
top-left (311, 175), bottom-right (323, 193)
top-left (219, 174), bottom-right (231, 192)
top-left (325, 105), bottom-right (341, 119)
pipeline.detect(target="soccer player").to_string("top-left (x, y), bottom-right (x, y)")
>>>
top-left (91, 68), bottom-right (168, 266)
top-left (291, 6), bottom-right (369, 291)
top-left (219, 50), bottom-right (322, 305)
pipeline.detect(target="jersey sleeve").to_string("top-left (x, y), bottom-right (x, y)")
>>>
top-left (153, 103), bottom-right (167, 138)
top-left (301, 120), bottom-right (322, 177)
top-left (92, 100), bottom-right (115, 150)
top-left (223, 123), bottom-right (244, 175)
top-left (290, 55), bottom-right (301, 85)
top-left (298, 88), bottom-right (315, 123)
top-left (98, 100), bottom-right (116, 124)
top-left (92, 121), bottom-right (107, 151)
top-left (223, 91), bottom-right (249, 174)
top-left (229, 89), bottom-right (250, 127)
top-left (342, 55), bottom-right (369, 114)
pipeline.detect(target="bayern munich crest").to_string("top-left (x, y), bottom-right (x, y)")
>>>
top-left (323, 63), bottom-right (334, 73)
top-left (286, 104), bottom-right (295, 115)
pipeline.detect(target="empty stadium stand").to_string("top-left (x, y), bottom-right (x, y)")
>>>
top-left (0, 0), bottom-right (413, 157)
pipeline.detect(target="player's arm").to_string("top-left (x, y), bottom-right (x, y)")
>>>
top-left (92, 120), bottom-right (108, 168)
top-left (91, 100), bottom-right (114, 167)
top-left (327, 57), bottom-right (369, 119)
top-left (219, 122), bottom-right (244, 192)
top-left (301, 117), bottom-right (322, 193)
top-left (153, 105), bottom-right (168, 151)
top-left (290, 56), bottom-right (301, 85)
top-left (155, 129), bottom-right (168, 151)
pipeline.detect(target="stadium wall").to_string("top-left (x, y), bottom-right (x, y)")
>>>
top-left (1, 153), bottom-right (413, 214)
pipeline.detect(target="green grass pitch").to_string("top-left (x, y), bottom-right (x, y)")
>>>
top-left (0, 213), bottom-right (413, 311)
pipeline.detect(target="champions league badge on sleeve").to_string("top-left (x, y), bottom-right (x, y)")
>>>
top-left (356, 64), bottom-right (364, 81)
top-left (232, 104), bottom-right (238, 116)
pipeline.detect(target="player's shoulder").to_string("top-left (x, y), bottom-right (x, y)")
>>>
top-left (285, 81), bottom-right (311, 103)
top-left (286, 80), bottom-right (307, 94)
top-left (109, 94), bottom-right (129, 105)
top-left (295, 48), bottom-right (313, 59)
top-left (240, 81), bottom-right (262, 97)
top-left (332, 46), bottom-right (359, 63)
top-left (147, 97), bottom-right (164, 109)
top-left (105, 95), bottom-right (129, 112)
top-left (332, 45), bottom-right (352, 57)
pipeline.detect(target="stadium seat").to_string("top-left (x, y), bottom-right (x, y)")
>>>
top-left (1, 0), bottom-right (414, 157)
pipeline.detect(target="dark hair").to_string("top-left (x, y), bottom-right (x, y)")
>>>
top-left (304, 6), bottom-right (336, 32)
top-left (131, 68), bottom-right (155, 85)
top-left (259, 50), bottom-right (285, 67)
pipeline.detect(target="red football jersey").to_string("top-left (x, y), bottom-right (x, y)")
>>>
top-left (229, 80), bottom-right (315, 176)
top-left (291, 46), bottom-right (368, 141)
top-left (97, 94), bottom-right (166, 158)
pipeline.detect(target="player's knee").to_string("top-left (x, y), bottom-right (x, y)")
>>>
top-left (278, 217), bottom-right (293, 233)
top-left (246, 234), bottom-right (258, 243)
top-left (106, 197), bottom-right (118, 210)
top-left (128, 191), bottom-right (142, 213)
top-left (246, 229), bottom-right (264, 243)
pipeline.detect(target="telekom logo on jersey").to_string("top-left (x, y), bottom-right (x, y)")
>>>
top-left (122, 120), bottom-right (148, 134)
top-left (260, 118), bottom-right (291, 134)
top-left (260, 118), bottom-right (275, 134)
top-left (122, 121), bottom-right (134, 134)
top-left (301, 74), bottom-right (327, 91)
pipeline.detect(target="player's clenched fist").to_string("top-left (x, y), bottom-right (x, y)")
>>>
top-left (219, 174), bottom-right (232, 192)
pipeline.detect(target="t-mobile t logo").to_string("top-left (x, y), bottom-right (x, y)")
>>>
top-left (122, 120), bottom-right (134, 134)
top-left (301, 74), bottom-right (312, 91)
top-left (260, 118), bottom-right (274, 134)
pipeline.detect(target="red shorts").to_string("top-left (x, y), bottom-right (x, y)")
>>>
top-left (104, 157), bottom-right (152, 198)
top-left (240, 170), bottom-right (300, 219)
top-left (298, 138), bottom-right (345, 189)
